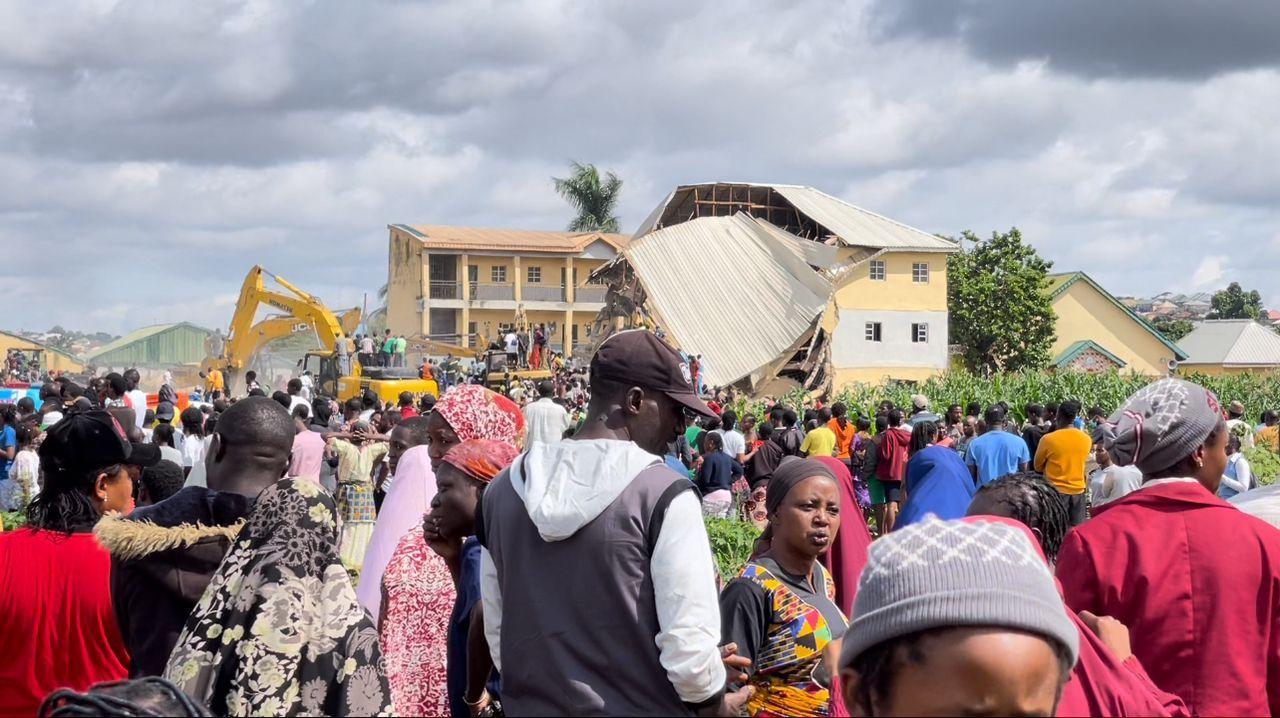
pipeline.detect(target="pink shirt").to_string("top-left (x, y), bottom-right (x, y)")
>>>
top-left (289, 430), bottom-right (326, 483)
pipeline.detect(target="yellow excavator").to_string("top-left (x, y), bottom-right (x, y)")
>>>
top-left (201, 266), bottom-right (438, 402)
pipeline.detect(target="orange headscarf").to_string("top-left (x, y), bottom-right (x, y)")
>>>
top-left (440, 439), bottom-right (519, 484)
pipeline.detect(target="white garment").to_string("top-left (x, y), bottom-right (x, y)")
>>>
top-left (717, 429), bottom-right (746, 460)
top-left (288, 395), bottom-right (310, 417)
top-left (480, 439), bottom-right (725, 703)
top-left (360, 337), bottom-right (375, 353)
top-left (504, 332), bottom-right (519, 353)
top-left (522, 398), bottom-right (572, 446)
top-left (1091, 464), bottom-right (1144, 506)
top-left (1227, 418), bottom-right (1256, 450)
top-left (1230, 484), bottom-right (1280, 529)
top-left (299, 375), bottom-right (314, 401)
top-left (358, 409), bottom-right (374, 423)
top-left (158, 445), bottom-right (183, 466)
top-left (1220, 453), bottom-right (1254, 496)
top-left (125, 389), bottom-right (148, 428)
top-left (182, 436), bottom-right (212, 488)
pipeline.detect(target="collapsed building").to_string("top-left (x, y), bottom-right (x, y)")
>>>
top-left (590, 183), bottom-right (959, 396)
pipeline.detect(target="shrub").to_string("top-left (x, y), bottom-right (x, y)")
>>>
top-left (1245, 445), bottom-right (1280, 487)
top-left (704, 516), bottom-right (759, 580)
top-left (1, 511), bottom-right (26, 532)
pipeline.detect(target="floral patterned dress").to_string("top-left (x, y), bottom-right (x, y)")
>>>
top-left (379, 528), bottom-right (454, 717)
top-left (165, 478), bottom-right (394, 717)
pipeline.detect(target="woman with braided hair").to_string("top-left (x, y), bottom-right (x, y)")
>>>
top-left (39, 677), bottom-right (210, 717)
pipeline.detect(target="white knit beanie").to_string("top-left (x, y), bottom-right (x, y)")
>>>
top-left (840, 517), bottom-right (1079, 669)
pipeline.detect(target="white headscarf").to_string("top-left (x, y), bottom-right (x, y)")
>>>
top-left (355, 444), bottom-right (436, 622)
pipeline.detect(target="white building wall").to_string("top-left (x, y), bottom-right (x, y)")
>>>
top-left (832, 309), bottom-right (949, 369)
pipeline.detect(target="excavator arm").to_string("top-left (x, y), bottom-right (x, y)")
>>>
top-left (202, 266), bottom-right (359, 388)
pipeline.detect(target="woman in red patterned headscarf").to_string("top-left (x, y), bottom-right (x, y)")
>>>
top-left (379, 385), bottom-right (524, 717)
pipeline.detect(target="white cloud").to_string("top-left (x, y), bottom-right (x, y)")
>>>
top-left (1191, 255), bottom-right (1228, 289)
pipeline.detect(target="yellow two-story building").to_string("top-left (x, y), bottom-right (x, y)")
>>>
top-left (385, 225), bottom-right (629, 352)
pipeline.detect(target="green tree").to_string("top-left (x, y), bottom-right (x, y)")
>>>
top-left (1151, 317), bottom-right (1194, 342)
top-left (552, 161), bottom-right (623, 233)
top-left (1210, 282), bottom-right (1263, 319)
top-left (946, 228), bottom-right (1056, 375)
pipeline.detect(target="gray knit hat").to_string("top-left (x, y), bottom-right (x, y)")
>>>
top-left (840, 517), bottom-right (1079, 670)
top-left (1107, 378), bottom-right (1223, 475)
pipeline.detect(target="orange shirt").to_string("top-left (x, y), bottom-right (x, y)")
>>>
top-left (827, 418), bottom-right (855, 460)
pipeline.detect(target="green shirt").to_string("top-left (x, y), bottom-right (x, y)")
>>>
top-left (394, 337), bottom-right (407, 353)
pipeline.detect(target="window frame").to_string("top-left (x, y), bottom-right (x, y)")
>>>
top-left (912, 322), bottom-right (929, 343)
top-left (490, 265), bottom-right (507, 283)
top-left (912, 262), bottom-right (930, 284)
top-left (869, 259), bottom-right (886, 281)
top-left (527, 266), bottom-right (541, 284)
top-left (865, 322), bottom-right (882, 342)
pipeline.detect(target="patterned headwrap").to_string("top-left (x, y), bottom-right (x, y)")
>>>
top-left (434, 384), bottom-right (525, 446)
top-left (441, 439), bottom-right (519, 484)
top-left (1108, 378), bottom-right (1224, 475)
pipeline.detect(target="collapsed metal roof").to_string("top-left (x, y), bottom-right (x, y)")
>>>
top-left (618, 213), bottom-right (831, 388)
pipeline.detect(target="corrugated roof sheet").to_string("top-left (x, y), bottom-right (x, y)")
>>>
top-left (1178, 320), bottom-right (1280, 366)
top-left (635, 183), bottom-right (958, 252)
top-left (395, 224), bottom-right (629, 254)
top-left (1048, 272), bottom-right (1188, 360)
top-left (85, 322), bottom-right (210, 361)
top-left (625, 214), bottom-right (831, 387)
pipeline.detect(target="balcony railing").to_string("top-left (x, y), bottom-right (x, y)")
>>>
top-left (472, 282), bottom-right (515, 301)
top-left (575, 285), bottom-right (607, 303)
top-left (429, 281), bottom-right (460, 300)
top-left (524, 284), bottom-right (566, 302)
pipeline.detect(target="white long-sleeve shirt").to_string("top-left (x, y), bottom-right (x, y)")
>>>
top-left (521, 398), bottom-right (573, 447)
top-left (480, 446), bottom-right (726, 704)
top-left (1220, 453), bottom-right (1253, 496)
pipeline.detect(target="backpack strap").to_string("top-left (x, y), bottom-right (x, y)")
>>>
top-left (647, 476), bottom-right (696, 554)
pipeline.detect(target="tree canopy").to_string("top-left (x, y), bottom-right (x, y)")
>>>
top-left (1210, 282), bottom-right (1263, 319)
top-left (946, 228), bottom-right (1056, 375)
top-left (552, 162), bottom-right (623, 233)
top-left (1151, 317), bottom-right (1194, 342)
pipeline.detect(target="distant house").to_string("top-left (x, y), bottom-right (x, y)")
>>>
top-left (0, 330), bottom-right (85, 373)
top-left (1047, 272), bottom-right (1187, 376)
top-left (1177, 320), bottom-right (1280, 375)
top-left (84, 322), bottom-right (212, 370)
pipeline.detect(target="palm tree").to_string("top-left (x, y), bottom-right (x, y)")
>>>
top-left (552, 161), bottom-right (623, 233)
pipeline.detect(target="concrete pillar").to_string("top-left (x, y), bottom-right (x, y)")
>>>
top-left (460, 306), bottom-right (470, 348)
top-left (513, 255), bottom-right (522, 303)
top-left (564, 308), bottom-right (574, 354)
top-left (460, 253), bottom-right (470, 348)
top-left (419, 250), bottom-right (430, 336)
top-left (564, 256), bottom-right (575, 303)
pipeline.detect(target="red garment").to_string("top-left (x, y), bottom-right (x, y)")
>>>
top-left (0, 529), bottom-right (129, 715)
top-left (813, 457), bottom-right (872, 615)
top-left (1057, 480), bottom-right (1280, 716)
top-left (380, 530), bottom-right (452, 716)
top-left (874, 427), bottom-right (912, 482)
top-left (400, 406), bottom-right (418, 419)
top-left (962, 517), bottom-right (1186, 717)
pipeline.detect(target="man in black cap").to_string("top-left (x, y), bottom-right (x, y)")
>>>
top-left (0, 410), bottom-right (158, 715)
top-left (95, 396), bottom-right (295, 677)
top-left (478, 330), bottom-right (751, 716)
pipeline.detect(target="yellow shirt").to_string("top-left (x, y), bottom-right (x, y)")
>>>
top-left (206, 369), bottom-right (224, 393)
top-left (800, 426), bottom-right (837, 458)
top-left (1257, 425), bottom-right (1279, 452)
top-left (1034, 427), bottom-right (1092, 495)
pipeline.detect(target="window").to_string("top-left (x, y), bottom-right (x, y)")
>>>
top-left (490, 265), bottom-right (507, 283)
top-left (912, 262), bottom-right (930, 283)
top-left (869, 259), bottom-right (886, 281)
top-left (467, 321), bottom-right (477, 336)
top-left (912, 322), bottom-right (929, 343)
top-left (527, 266), bottom-right (541, 284)
top-left (865, 322), bottom-right (882, 342)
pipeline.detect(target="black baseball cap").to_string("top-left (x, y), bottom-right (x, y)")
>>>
top-left (591, 330), bottom-right (715, 419)
top-left (39, 410), bottom-right (161, 483)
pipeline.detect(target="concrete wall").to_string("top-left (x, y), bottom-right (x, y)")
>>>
top-left (1052, 281), bottom-right (1176, 376)
top-left (386, 228), bottom-right (423, 336)
top-left (830, 249), bottom-right (951, 387)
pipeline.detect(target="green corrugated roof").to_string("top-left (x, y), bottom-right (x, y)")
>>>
top-left (1048, 271), bottom-right (1189, 361)
top-left (85, 322), bottom-right (211, 361)
top-left (1053, 339), bottom-right (1126, 369)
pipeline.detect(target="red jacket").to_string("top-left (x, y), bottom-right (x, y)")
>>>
top-left (1057, 480), bottom-right (1280, 716)
top-left (875, 427), bottom-right (912, 482)
top-left (0, 529), bottom-right (129, 715)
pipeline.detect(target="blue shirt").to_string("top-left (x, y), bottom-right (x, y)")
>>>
top-left (448, 537), bottom-right (500, 717)
top-left (964, 429), bottom-right (1031, 486)
top-left (0, 426), bottom-right (15, 483)
top-left (695, 451), bottom-right (742, 495)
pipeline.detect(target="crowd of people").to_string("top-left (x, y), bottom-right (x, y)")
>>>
top-left (1, 327), bottom-right (1279, 717)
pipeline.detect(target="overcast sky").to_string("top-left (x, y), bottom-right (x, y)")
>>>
top-left (3, 0), bottom-right (1280, 335)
